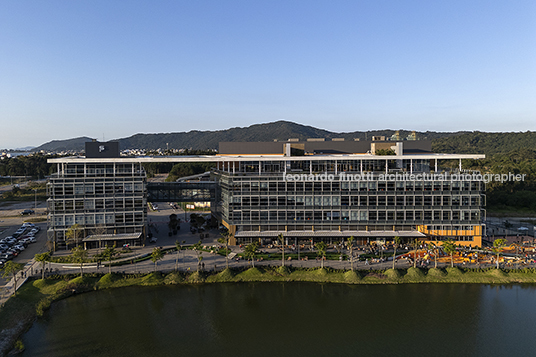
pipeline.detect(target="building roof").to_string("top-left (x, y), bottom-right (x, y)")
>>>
top-left (48, 153), bottom-right (485, 164)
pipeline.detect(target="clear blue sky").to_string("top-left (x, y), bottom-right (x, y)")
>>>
top-left (1, 0), bottom-right (535, 149)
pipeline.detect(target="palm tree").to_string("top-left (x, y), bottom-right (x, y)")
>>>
top-left (442, 239), bottom-right (456, 268)
top-left (102, 245), bottom-right (118, 274)
top-left (34, 252), bottom-right (50, 279)
top-left (218, 231), bottom-right (231, 269)
top-left (71, 246), bottom-right (88, 277)
top-left (193, 240), bottom-right (204, 272)
top-left (392, 236), bottom-right (401, 269)
top-left (493, 238), bottom-right (507, 269)
top-left (346, 236), bottom-right (355, 271)
top-left (34, 252), bottom-right (51, 280)
top-left (278, 233), bottom-right (285, 267)
top-left (428, 242), bottom-right (439, 268)
top-left (315, 241), bottom-right (327, 268)
top-left (175, 240), bottom-right (182, 271)
top-left (150, 247), bottom-right (164, 272)
top-left (1, 261), bottom-right (24, 296)
top-left (244, 241), bottom-right (259, 267)
top-left (413, 238), bottom-right (419, 268)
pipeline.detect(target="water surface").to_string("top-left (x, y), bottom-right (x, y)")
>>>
top-left (22, 283), bottom-right (536, 356)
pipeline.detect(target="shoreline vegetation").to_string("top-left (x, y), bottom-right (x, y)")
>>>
top-left (3, 266), bottom-right (536, 355)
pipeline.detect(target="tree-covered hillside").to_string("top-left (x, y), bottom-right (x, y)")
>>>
top-left (33, 121), bottom-right (458, 151)
top-left (432, 131), bottom-right (536, 154)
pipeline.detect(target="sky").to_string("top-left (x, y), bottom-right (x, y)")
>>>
top-left (0, 0), bottom-right (535, 149)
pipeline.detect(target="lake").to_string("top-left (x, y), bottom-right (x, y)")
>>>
top-left (22, 283), bottom-right (536, 356)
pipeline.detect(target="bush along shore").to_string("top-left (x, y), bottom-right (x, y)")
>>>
top-left (3, 266), bottom-right (536, 355)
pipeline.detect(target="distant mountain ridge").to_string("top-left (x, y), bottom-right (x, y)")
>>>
top-left (34, 136), bottom-right (94, 152)
top-left (33, 121), bottom-right (456, 151)
top-left (32, 121), bottom-right (535, 155)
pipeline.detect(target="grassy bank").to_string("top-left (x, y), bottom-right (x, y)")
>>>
top-left (2, 266), bottom-right (536, 355)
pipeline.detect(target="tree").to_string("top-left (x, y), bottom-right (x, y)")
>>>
top-left (244, 241), bottom-right (259, 267)
top-left (151, 247), bottom-right (164, 272)
top-left (1, 261), bottom-right (24, 296)
top-left (278, 233), bottom-right (285, 267)
top-left (315, 241), bottom-right (327, 268)
top-left (168, 213), bottom-right (179, 235)
top-left (334, 240), bottom-right (344, 258)
top-left (410, 239), bottom-right (420, 268)
top-left (34, 252), bottom-right (51, 280)
top-left (493, 238), bottom-right (508, 269)
top-left (346, 236), bottom-right (355, 271)
top-left (218, 231), bottom-right (231, 269)
top-left (392, 236), bottom-right (401, 270)
top-left (65, 224), bottom-right (83, 248)
top-left (102, 245), bottom-right (118, 274)
top-left (442, 239), bottom-right (456, 268)
top-left (71, 246), bottom-right (88, 277)
top-left (193, 240), bottom-right (204, 272)
top-left (92, 224), bottom-right (107, 253)
top-left (175, 240), bottom-right (182, 271)
top-left (428, 242), bottom-right (439, 268)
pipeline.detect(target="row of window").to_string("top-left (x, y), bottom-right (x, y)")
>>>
top-left (222, 159), bottom-right (430, 173)
top-left (227, 209), bottom-right (481, 222)
top-left (49, 198), bottom-right (146, 212)
top-left (229, 195), bottom-right (482, 207)
top-left (49, 182), bottom-right (145, 196)
top-left (223, 180), bottom-right (483, 192)
top-left (62, 163), bottom-right (145, 177)
top-left (51, 212), bottom-right (146, 228)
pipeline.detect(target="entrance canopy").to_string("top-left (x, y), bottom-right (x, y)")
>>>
top-left (83, 233), bottom-right (142, 242)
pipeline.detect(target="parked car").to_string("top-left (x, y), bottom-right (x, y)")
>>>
top-left (21, 236), bottom-right (36, 244)
top-left (1, 252), bottom-right (14, 260)
top-left (13, 244), bottom-right (25, 251)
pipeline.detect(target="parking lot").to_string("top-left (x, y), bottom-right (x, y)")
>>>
top-left (0, 209), bottom-right (48, 287)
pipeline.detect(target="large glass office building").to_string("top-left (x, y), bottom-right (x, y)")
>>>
top-left (47, 138), bottom-right (486, 249)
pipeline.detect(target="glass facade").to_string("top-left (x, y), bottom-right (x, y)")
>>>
top-left (47, 162), bottom-right (147, 250)
top-left (213, 158), bottom-right (486, 245)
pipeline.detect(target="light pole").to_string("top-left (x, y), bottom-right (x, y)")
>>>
top-left (33, 189), bottom-right (37, 214)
